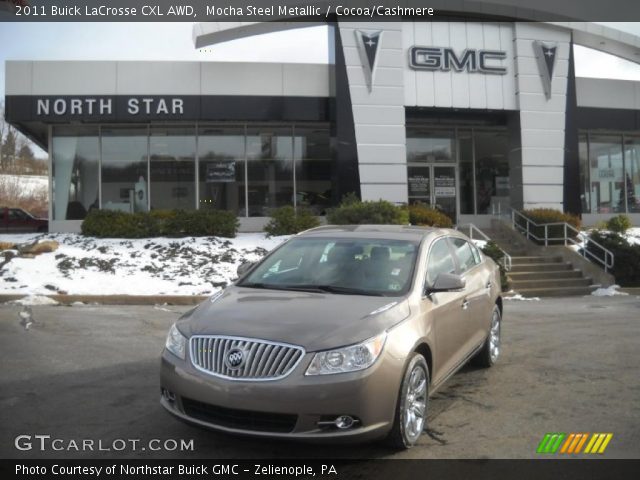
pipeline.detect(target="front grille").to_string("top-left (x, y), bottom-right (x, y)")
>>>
top-left (189, 335), bottom-right (305, 381)
top-left (181, 397), bottom-right (298, 433)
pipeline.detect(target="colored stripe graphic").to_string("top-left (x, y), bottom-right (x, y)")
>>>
top-left (560, 433), bottom-right (589, 454)
top-left (584, 433), bottom-right (613, 454)
top-left (537, 433), bottom-right (565, 453)
top-left (540, 433), bottom-right (613, 454)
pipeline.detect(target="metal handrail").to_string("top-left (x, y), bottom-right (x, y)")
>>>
top-left (510, 209), bottom-right (614, 273)
top-left (456, 223), bottom-right (512, 271)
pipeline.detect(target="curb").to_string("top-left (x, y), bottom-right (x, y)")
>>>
top-left (0, 294), bottom-right (208, 306)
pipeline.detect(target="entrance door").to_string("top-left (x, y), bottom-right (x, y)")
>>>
top-left (408, 164), bottom-right (458, 222)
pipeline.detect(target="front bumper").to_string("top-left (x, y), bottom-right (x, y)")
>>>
top-left (159, 347), bottom-right (404, 442)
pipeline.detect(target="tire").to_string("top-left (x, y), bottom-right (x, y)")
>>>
top-left (385, 353), bottom-right (429, 449)
top-left (473, 305), bottom-right (502, 368)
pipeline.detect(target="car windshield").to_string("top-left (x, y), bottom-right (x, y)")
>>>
top-left (238, 237), bottom-right (419, 296)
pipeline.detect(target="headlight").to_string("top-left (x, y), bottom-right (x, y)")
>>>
top-left (305, 332), bottom-right (387, 375)
top-left (165, 323), bottom-right (187, 360)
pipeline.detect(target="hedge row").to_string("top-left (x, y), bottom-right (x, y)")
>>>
top-left (516, 208), bottom-right (582, 244)
top-left (81, 209), bottom-right (239, 238)
top-left (586, 231), bottom-right (640, 286)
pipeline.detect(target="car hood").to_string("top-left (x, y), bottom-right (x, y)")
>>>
top-left (180, 285), bottom-right (411, 352)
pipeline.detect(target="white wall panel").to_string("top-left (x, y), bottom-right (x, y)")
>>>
top-left (576, 77), bottom-right (639, 110)
top-left (360, 184), bottom-right (408, 203)
top-left (403, 21), bottom-right (517, 110)
top-left (5, 61), bottom-right (32, 95)
top-left (117, 62), bottom-right (200, 95)
top-left (467, 23), bottom-right (488, 109)
top-left (32, 62), bottom-right (117, 95)
top-left (359, 164), bottom-right (408, 183)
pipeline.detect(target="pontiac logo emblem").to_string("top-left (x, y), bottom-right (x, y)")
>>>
top-left (533, 41), bottom-right (558, 100)
top-left (355, 30), bottom-right (383, 92)
top-left (225, 348), bottom-right (245, 370)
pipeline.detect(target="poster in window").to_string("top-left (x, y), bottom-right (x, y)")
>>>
top-left (408, 174), bottom-right (429, 197)
top-left (434, 175), bottom-right (456, 197)
top-left (206, 161), bottom-right (236, 183)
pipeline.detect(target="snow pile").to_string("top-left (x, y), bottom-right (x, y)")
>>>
top-left (0, 233), bottom-right (288, 296)
top-left (626, 227), bottom-right (640, 246)
top-left (471, 239), bottom-right (488, 249)
top-left (9, 295), bottom-right (59, 306)
top-left (504, 294), bottom-right (540, 301)
top-left (590, 285), bottom-right (629, 297)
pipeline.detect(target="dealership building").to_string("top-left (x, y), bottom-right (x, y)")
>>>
top-left (5, 19), bottom-right (640, 231)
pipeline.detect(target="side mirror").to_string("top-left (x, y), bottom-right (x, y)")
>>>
top-left (426, 273), bottom-right (465, 294)
top-left (237, 261), bottom-right (255, 277)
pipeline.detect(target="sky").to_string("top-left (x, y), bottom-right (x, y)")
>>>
top-left (1, 21), bottom-right (640, 158)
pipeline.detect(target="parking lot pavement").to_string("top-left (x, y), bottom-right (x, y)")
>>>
top-left (1, 295), bottom-right (639, 460)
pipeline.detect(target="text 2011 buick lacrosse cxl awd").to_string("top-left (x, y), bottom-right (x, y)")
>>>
top-left (160, 225), bottom-right (503, 448)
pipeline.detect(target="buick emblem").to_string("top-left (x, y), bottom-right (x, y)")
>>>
top-left (225, 348), bottom-right (245, 370)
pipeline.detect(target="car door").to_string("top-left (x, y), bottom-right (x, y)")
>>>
top-left (422, 236), bottom-right (469, 385)
top-left (449, 237), bottom-right (488, 353)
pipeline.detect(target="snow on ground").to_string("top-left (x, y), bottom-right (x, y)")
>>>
top-left (0, 174), bottom-right (47, 197)
top-left (504, 292), bottom-right (540, 301)
top-left (9, 295), bottom-right (59, 306)
top-left (590, 285), bottom-right (629, 297)
top-left (0, 233), bottom-right (289, 296)
top-left (626, 227), bottom-right (640, 246)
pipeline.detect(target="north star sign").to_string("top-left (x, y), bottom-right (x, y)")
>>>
top-left (36, 97), bottom-right (185, 116)
top-left (409, 47), bottom-right (507, 74)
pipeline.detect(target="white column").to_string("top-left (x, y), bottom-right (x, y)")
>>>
top-left (514, 23), bottom-right (571, 211)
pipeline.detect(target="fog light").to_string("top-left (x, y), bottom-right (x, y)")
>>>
top-left (318, 415), bottom-right (360, 430)
top-left (335, 415), bottom-right (355, 429)
top-left (161, 388), bottom-right (176, 403)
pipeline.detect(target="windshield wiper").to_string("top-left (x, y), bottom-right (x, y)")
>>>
top-left (296, 285), bottom-right (386, 296)
top-left (239, 283), bottom-right (385, 296)
top-left (239, 283), bottom-right (327, 293)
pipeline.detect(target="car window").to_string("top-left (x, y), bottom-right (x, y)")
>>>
top-left (239, 237), bottom-right (419, 296)
top-left (470, 243), bottom-right (483, 265)
top-left (8, 209), bottom-right (28, 221)
top-left (450, 237), bottom-right (477, 273)
top-left (426, 238), bottom-right (456, 286)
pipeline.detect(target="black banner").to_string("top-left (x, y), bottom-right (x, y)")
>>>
top-left (0, 0), bottom-right (639, 22)
top-left (2, 459), bottom-right (640, 480)
top-left (4, 95), bottom-right (330, 123)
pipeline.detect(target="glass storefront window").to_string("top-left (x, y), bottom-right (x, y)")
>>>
top-left (588, 134), bottom-right (625, 214)
top-left (246, 127), bottom-right (294, 217)
top-left (149, 127), bottom-right (196, 211)
top-left (294, 125), bottom-right (332, 216)
top-left (474, 131), bottom-right (510, 215)
top-left (406, 129), bottom-right (455, 163)
top-left (51, 123), bottom-right (332, 221)
top-left (624, 136), bottom-right (640, 213)
top-left (101, 127), bottom-right (149, 213)
top-left (579, 134), bottom-right (590, 213)
top-left (197, 126), bottom-right (246, 216)
top-left (458, 131), bottom-right (474, 215)
top-left (52, 127), bottom-right (99, 220)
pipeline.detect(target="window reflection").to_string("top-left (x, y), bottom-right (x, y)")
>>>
top-left (294, 126), bottom-right (333, 215)
top-left (101, 128), bottom-right (148, 213)
top-left (150, 127), bottom-right (196, 211)
top-left (52, 127), bottom-right (99, 220)
top-left (198, 126), bottom-right (246, 216)
top-left (246, 127), bottom-right (294, 217)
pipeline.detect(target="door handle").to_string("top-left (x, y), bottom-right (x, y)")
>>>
top-left (461, 299), bottom-right (469, 310)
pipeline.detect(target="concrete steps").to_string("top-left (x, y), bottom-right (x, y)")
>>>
top-left (507, 255), bottom-right (594, 298)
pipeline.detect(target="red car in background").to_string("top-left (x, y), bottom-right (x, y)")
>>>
top-left (0, 207), bottom-right (48, 233)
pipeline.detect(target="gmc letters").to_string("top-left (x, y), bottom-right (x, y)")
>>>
top-left (410, 47), bottom-right (507, 74)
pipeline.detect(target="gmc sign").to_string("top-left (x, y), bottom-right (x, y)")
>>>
top-left (409, 47), bottom-right (507, 75)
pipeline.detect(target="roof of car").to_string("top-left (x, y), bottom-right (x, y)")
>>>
top-left (298, 224), bottom-right (460, 241)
